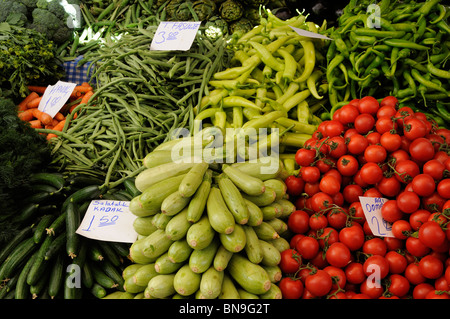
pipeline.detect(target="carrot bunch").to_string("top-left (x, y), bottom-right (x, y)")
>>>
top-left (17, 82), bottom-right (94, 140)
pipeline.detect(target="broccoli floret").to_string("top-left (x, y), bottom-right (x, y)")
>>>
top-left (27, 21), bottom-right (48, 34)
top-left (52, 25), bottom-right (72, 43)
top-left (30, 8), bottom-right (72, 43)
top-left (36, 0), bottom-right (49, 9)
top-left (36, 0), bottom-right (67, 19)
top-left (32, 8), bottom-right (60, 30)
top-left (48, 0), bottom-right (66, 20)
top-left (18, 0), bottom-right (38, 9)
top-left (0, 1), bottom-right (29, 24)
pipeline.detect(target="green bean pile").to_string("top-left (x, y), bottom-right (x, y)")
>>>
top-left (44, 24), bottom-right (232, 189)
top-left (326, 0), bottom-right (450, 117)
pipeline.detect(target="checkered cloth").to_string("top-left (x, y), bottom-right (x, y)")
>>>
top-left (63, 55), bottom-right (95, 86)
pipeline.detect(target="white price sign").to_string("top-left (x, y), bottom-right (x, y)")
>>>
top-left (76, 200), bottom-right (138, 243)
top-left (38, 80), bottom-right (77, 118)
top-left (289, 26), bottom-right (333, 41)
top-left (359, 196), bottom-right (394, 237)
top-left (150, 21), bottom-right (201, 51)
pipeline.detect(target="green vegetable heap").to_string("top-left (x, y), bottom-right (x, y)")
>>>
top-left (0, 22), bottom-right (65, 99)
top-left (0, 97), bottom-right (50, 238)
top-left (0, 0), bottom-right (81, 44)
top-left (326, 0), bottom-right (450, 116)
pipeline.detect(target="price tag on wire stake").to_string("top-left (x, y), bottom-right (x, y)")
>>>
top-left (76, 200), bottom-right (138, 243)
top-left (38, 80), bottom-right (77, 118)
top-left (359, 196), bottom-right (394, 237)
top-left (150, 21), bottom-right (201, 51)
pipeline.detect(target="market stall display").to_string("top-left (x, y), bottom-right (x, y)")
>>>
top-left (0, 0), bottom-right (449, 300)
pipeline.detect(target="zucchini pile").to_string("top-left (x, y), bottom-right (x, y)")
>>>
top-left (115, 140), bottom-right (295, 299)
top-left (0, 172), bottom-right (133, 299)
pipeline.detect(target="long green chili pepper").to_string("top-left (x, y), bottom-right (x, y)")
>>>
top-left (427, 61), bottom-right (450, 79)
top-left (411, 68), bottom-right (450, 95)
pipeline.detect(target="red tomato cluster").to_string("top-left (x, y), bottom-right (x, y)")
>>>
top-left (280, 95), bottom-right (450, 299)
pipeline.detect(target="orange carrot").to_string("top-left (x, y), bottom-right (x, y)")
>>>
top-left (32, 108), bottom-right (53, 126)
top-left (46, 133), bottom-right (57, 140)
top-left (69, 103), bottom-right (79, 113)
top-left (54, 112), bottom-right (65, 121)
top-left (70, 85), bottom-right (93, 99)
top-left (81, 82), bottom-right (92, 88)
top-left (52, 119), bottom-right (66, 132)
top-left (18, 92), bottom-right (39, 111)
top-left (80, 90), bottom-right (94, 104)
top-left (47, 119), bottom-right (67, 138)
top-left (27, 86), bottom-right (48, 94)
top-left (29, 119), bottom-right (42, 129)
top-left (27, 96), bottom-right (43, 108)
top-left (18, 109), bottom-right (35, 121)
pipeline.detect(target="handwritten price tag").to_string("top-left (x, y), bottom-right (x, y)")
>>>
top-left (150, 21), bottom-right (201, 51)
top-left (76, 200), bottom-right (138, 243)
top-left (38, 80), bottom-right (77, 118)
top-left (359, 196), bottom-right (394, 237)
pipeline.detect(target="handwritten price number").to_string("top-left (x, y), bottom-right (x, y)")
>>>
top-left (370, 215), bottom-right (392, 237)
top-left (154, 31), bottom-right (180, 44)
top-left (359, 196), bottom-right (394, 237)
top-left (82, 214), bottom-right (120, 231)
top-left (41, 96), bottom-right (63, 113)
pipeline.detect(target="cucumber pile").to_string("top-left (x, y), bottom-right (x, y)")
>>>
top-left (0, 172), bottom-right (133, 299)
top-left (112, 136), bottom-right (295, 299)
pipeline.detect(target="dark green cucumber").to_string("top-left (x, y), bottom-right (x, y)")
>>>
top-left (29, 172), bottom-right (65, 190)
top-left (66, 173), bottom-right (103, 188)
top-left (64, 268), bottom-right (82, 299)
top-left (26, 235), bottom-right (54, 285)
top-left (30, 271), bottom-right (49, 299)
top-left (0, 226), bottom-right (33, 265)
top-left (73, 239), bottom-right (88, 268)
top-left (29, 183), bottom-right (58, 194)
top-left (0, 274), bottom-right (19, 299)
top-left (91, 263), bottom-right (117, 289)
top-left (97, 241), bottom-right (121, 267)
top-left (62, 185), bottom-right (102, 211)
top-left (123, 178), bottom-right (141, 198)
top-left (66, 202), bottom-right (80, 259)
top-left (108, 241), bottom-right (130, 258)
top-left (100, 260), bottom-right (124, 289)
top-left (0, 237), bottom-right (37, 282)
top-left (46, 211), bottom-right (67, 237)
top-left (48, 253), bottom-right (65, 299)
top-left (23, 192), bottom-right (53, 205)
top-left (33, 215), bottom-right (55, 244)
top-left (88, 242), bottom-right (104, 262)
top-left (14, 251), bottom-right (38, 299)
top-left (12, 203), bottom-right (40, 224)
top-left (44, 232), bottom-right (67, 260)
top-left (82, 262), bottom-right (94, 289)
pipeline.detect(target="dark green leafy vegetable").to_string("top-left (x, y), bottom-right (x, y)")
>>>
top-left (0, 1), bottom-right (28, 26)
top-left (0, 0), bottom-right (80, 44)
top-left (0, 97), bottom-right (50, 220)
top-left (0, 22), bottom-right (65, 100)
